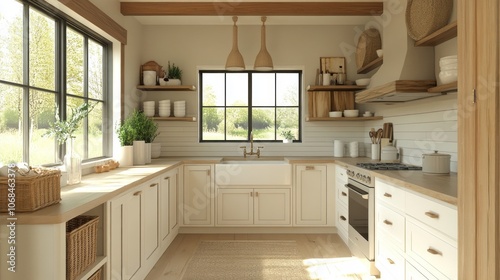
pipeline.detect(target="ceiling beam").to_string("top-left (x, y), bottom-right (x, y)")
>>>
top-left (120, 2), bottom-right (384, 16)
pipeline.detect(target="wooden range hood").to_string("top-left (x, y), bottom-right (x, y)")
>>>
top-left (120, 2), bottom-right (384, 16)
top-left (355, 80), bottom-right (445, 103)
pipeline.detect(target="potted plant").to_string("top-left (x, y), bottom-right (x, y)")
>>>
top-left (125, 110), bottom-right (149, 165)
top-left (280, 129), bottom-right (295, 144)
top-left (44, 102), bottom-right (96, 184)
top-left (115, 118), bottom-right (136, 167)
top-left (143, 117), bottom-right (161, 159)
top-left (164, 61), bottom-right (182, 85)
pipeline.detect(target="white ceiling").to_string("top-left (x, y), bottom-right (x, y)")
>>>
top-left (120, 0), bottom-right (382, 26)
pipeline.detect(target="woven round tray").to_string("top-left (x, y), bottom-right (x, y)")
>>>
top-left (356, 28), bottom-right (381, 70)
top-left (406, 0), bottom-right (453, 41)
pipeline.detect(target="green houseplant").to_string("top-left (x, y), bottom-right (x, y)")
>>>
top-left (44, 102), bottom-right (96, 184)
top-left (115, 117), bottom-right (136, 166)
top-left (280, 129), bottom-right (295, 143)
top-left (125, 110), bottom-right (159, 164)
top-left (164, 61), bottom-right (182, 85)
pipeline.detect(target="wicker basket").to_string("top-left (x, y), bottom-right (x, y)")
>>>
top-left (0, 169), bottom-right (61, 212)
top-left (87, 267), bottom-right (102, 280)
top-left (66, 216), bottom-right (99, 280)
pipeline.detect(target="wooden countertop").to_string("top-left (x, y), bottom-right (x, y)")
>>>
top-left (1, 156), bottom-right (457, 224)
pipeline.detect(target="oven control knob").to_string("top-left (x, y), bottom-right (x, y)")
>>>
top-left (367, 176), bottom-right (371, 184)
top-left (362, 175), bottom-right (367, 182)
top-left (356, 173), bottom-right (360, 179)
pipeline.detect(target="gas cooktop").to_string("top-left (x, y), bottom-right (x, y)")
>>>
top-left (356, 162), bottom-right (422, 170)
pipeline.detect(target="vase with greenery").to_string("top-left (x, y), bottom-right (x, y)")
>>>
top-left (143, 116), bottom-right (160, 161)
top-left (164, 61), bottom-right (182, 85)
top-left (115, 117), bottom-right (136, 166)
top-left (44, 102), bottom-right (96, 184)
top-left (280, 129), bottom-right (295, 144)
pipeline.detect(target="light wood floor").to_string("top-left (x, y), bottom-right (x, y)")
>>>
top-left (145, 234), bottom-right (373, 280)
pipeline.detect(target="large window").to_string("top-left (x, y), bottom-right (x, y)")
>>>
top-left (200, 70), bottom-right (301, 142)
top-left (0, 0), bottom-right (111, 165)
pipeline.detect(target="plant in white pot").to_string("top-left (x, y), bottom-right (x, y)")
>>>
top-left (43, 102), bottom-right (96, 184)
top-left (280, 129), bottom-right (295, 144)
top-left (127, 110), bottom-right (149, 165)
top-left (162, 61), bottom-right (182, 86)
top-left (116, 118), bottom-right (135, 167)
top-left (143, 116), bottom-right (160, 162)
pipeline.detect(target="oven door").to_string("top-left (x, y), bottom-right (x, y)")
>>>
top-left (346, 179), bottom-right (375, 260)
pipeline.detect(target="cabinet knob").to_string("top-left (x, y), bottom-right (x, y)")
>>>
top-left (383, 219), bottom-right (393, 226)
top-left (340, 215), bottom-right (347, 221)
top-left (383, 192), bottom-right (392, 198)
top-left (341, 191), bottom-right (347, 196)
top-left (255, 192), bottom-right (259, 197)
top-left (425, 211), bottom-right (440, 219)
top-left (387, 258), bottom-right (395, 265)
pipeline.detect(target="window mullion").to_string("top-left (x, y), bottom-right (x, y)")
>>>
top-left (83, 36), bottom-right (89, 159)
top-left (248, 72), bottom-right (252, 140)
top-left (22, 3), bottom-right (30, 163)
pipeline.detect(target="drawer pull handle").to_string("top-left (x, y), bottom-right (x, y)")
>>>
top-left (133, 191), bottom-right (142, 196)
top-left (150, 183), bottom-right (158, 188)
top-left (383, 193), bottom-right (392, 198)
top-left (425, 211), bottom-right (440, 219)
top-left (164, 176), bottom-right (170, 180)
top-left (383, 220), bottom-right (393, 226)
top-left (306, 166), bottom-right (315, 170)
top-left (341, 191), bottom-right (347, 196)
top-left (387, 258), bottom-right (395, 265)
top-left (255, 192), bottom-right (259, 197)
top-left (250, 192), bottom-right (253, 197)
top-left (427, 248), bottom-right (442, 256)
top-left (340, 215), bottom-right (347, 221)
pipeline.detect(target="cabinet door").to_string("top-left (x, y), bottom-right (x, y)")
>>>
top-left (159, 173), bottom-right (170, 243)
top-left (217, 188), bottom-right (253, 225)
top-left (254, 189), bottom-right (291, 225)
top-left (295, 165), bottom-right (327, 225)
top-left (111, 189), bottom-right (142, 280)
top-left (143, 179), bottom-right (159, 261)
top-left (169, 169), bottom-right (179, 231)
top-left (183, 165), bottom-right (213, 225)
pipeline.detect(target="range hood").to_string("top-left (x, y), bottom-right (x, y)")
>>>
top-left (355, 0), bottom-right (442, 103)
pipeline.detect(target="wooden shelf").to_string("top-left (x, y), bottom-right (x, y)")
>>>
top-left (76, 256), bottom-right (107, 280)
top-left (357, 56), bottom-right (383, 74)
top-left (415, 21), bottom-right (457, 47)
top-left (150, 116), bottom-right (197, 122)
top-left (307, 85), bottom-right (366, 91)
top-left (427, 81), bottom-right (457, 93)
top-left (137, 85), bottom-right (196, 91)
top-left (355, 80), bottom-right (439, 103)
top-left (306, 116), bottom-right (383, 121)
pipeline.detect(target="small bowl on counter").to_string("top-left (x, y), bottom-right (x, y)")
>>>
top-left (355, 78), bottom-right (371, 86)
top-left (329, 111), bottom-right (343, 118)
top-left (343, 109), bottom-right (359, 117)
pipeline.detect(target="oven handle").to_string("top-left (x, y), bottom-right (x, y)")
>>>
top-left (345, 183), bottom-right (369, 200)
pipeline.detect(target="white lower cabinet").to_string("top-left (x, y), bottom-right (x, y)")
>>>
top-left (374, 178), bottom-right (457, 280)
top-left (183, 164), bottom-right (214, 226)
top-left (335, 165), bottom-right (349, 244)
top-left (159, 167), bottom-right (179, 250)
top-left (216, 188), bottom-right (291, 226)
top-left (294, 165), bottom-right (327, 226)
top-left (111, 177), bottom-right (159, 280)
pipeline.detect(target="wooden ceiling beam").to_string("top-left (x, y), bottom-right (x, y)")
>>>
top-left (120, 2), bottom-right (383, 16)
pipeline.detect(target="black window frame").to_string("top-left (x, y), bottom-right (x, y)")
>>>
top-left (199, 70), bottom-right (302, 143)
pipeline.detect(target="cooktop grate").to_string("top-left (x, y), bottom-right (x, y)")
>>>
top-left (356, 162), bottom-right (422, 170)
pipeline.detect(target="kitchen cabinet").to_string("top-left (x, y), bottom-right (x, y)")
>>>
top-left (374, 178), bottom-right (457, 280)
top-left (335, 165), bottom-right (349, 243)
top-left (182, 164), bottom-right (214, 226)
top-left (159, 167), bottom-right (179, 250)
top-left (110, 177), bottom-right (161, 280)
top-left (294, 164), bottom-right (327, 226)
top-left (216, 188), bottom-right (291, 226)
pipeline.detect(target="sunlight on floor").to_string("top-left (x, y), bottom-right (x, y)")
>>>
top-left (303, 257), bottom-right (376, 280)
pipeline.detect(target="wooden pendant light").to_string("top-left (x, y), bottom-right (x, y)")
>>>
top-left (225, 16), bottom-right (245, 70)
top-left (254, 16), bottom-right (273, 71)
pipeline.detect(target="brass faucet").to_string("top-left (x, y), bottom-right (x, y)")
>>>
top-left (240, 131), bottom-right (263, 158)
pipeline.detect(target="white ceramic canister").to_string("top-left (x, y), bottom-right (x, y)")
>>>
top-left (380, 145), bottom-right (398, 161)
top-left (422, 151), bottom-right (451, 174)
top-left (333, 140), bottom-right (344, 157)
top-left (349, 141), bottom-right (359, 158)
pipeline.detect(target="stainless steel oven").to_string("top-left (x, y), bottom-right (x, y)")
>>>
top-left (346, 177), bottom-right (375, 261)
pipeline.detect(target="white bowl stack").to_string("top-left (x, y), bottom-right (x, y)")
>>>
top-left (159, 100), bottom-right (171, 117)
top-left (143, 101), bottom-right (155, 117)
top-left (438, 55), bottom-right (457, 85)
top-left (174, 100), bottom-right (186, 117)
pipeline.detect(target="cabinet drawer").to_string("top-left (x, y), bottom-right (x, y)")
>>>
top-left (405, 191), bottom-right (457, 240)
top-left (336, 179), bottom-right (349, 207)
top-left (335, 165), bottom-right (348, 182)
top-left (375, 239), bottom-right (405, 280)
top-left (375, 178), bottom-right (405, 210)
top-left (406, 261), bottom-right (439, 280)
top-left (376, 203), bottom-right (405, 251)
top-left (336, 203), bottom-right (348, 233)
top-left (406, 221), bottom-right (457, 279)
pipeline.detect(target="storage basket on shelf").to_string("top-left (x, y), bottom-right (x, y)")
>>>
top-left (0, 168), bottom-right (61, 212)
top-left (66, 215), bottom-right (99, 280)
top-left (87, 267), bottom-right (102, 280)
